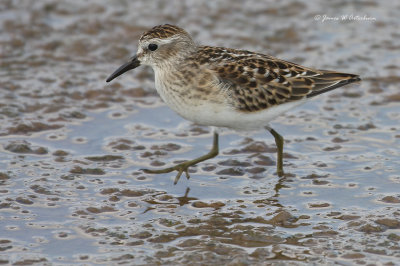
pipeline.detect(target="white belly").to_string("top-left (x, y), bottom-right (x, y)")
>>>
top-left (154, 69), bottom-right (306, 130)
top-left (178, 99), bottom-right (306, 130)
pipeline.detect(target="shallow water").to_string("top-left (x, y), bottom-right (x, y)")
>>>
top-left (1, 0), bottom-right (400, 265)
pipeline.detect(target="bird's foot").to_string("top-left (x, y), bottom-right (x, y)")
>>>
top-left (143, 132), bottom-right (219, 184)
top-left (142, 160), bottom-right (195, 185)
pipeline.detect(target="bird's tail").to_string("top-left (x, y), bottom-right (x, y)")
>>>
top-left (307, 71), bottom-right (361, 98)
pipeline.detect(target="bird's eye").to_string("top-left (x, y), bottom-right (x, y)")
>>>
top-left (148, 43), bottom-right (158, 51)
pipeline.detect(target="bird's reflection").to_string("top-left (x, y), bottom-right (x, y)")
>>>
top-left (142, 187), bottom-right (197, 213)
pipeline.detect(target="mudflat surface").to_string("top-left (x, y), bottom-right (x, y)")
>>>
top-left (1, 0), bottom-right (399, 265)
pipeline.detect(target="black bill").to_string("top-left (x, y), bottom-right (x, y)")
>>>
top-left (106, 56), bottom-right (141, 82)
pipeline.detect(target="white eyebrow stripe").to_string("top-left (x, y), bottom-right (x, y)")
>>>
top-left (144, 36), bottom-right (180, 45)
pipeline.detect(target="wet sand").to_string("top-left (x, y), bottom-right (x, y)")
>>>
top-left (1, 0), bottom-right (399, 265)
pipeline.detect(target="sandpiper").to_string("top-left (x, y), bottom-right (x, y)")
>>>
top-left (106, 24), bottom-right (360, 184)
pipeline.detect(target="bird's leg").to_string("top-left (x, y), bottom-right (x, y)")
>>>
top-left (142, 132), bottom-right (219, 184)
top-left (266, 127), bottom-right (284, 177)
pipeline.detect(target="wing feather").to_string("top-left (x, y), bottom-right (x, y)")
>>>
top-left (195, 46), bottom-right (360, 112)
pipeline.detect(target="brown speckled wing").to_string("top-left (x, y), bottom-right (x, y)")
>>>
top-left (196, 46), bottom-right (360, 112)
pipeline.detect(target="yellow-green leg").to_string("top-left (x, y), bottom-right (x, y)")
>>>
top-left (142, 132), bottom-right (219, 184)
top-left (267, 127), bottom-right (284, 177)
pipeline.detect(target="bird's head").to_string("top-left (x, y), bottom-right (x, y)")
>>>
top-left (106, 24), bottom-right (195, 82)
